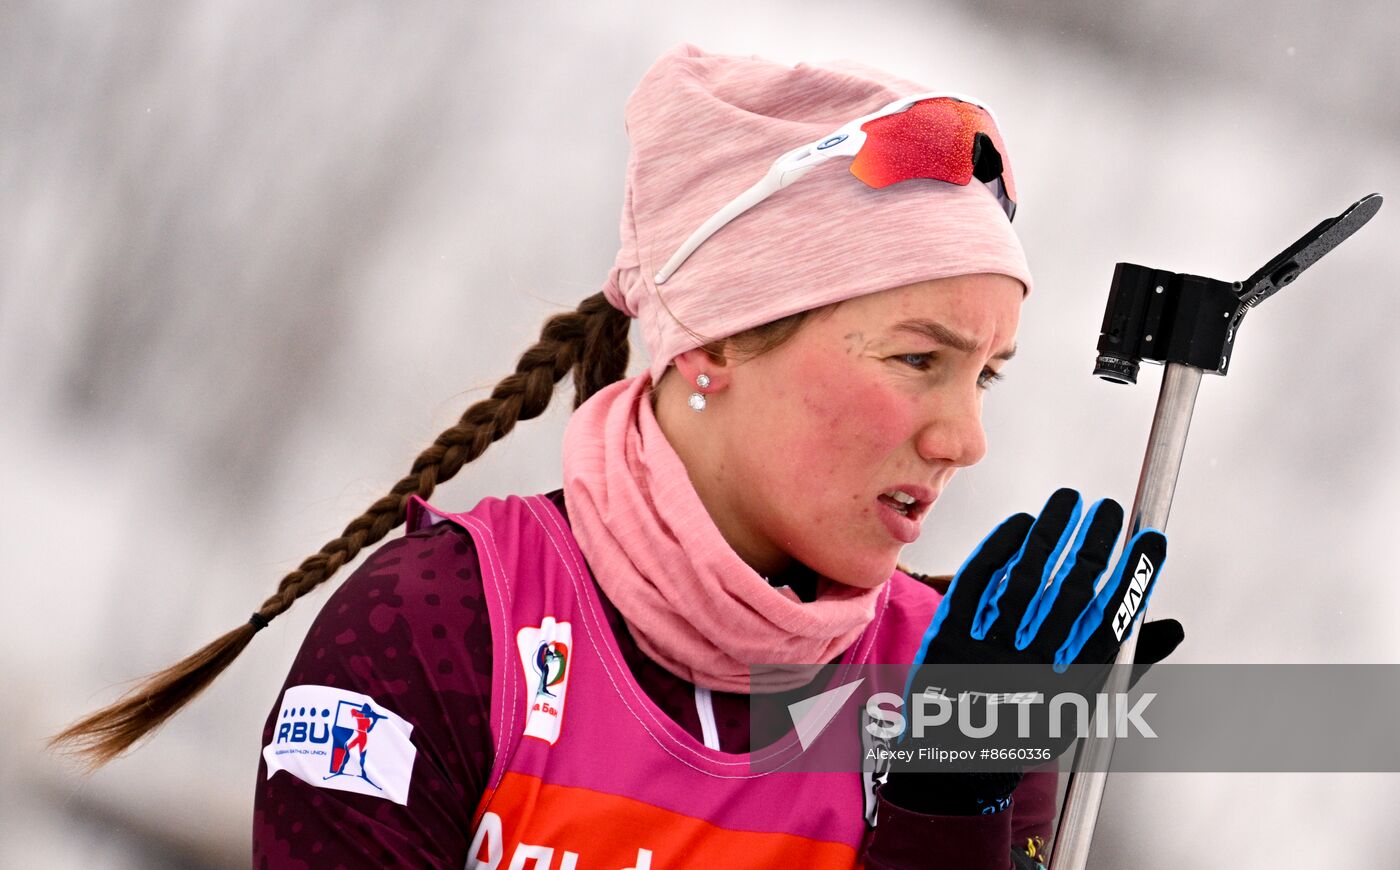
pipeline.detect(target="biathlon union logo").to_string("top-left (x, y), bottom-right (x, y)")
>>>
top-left (516, 617), bottom-right (573, 745)
top-left (262, 685), bottom-right (417, 805)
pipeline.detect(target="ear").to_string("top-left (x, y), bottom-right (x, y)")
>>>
top-left (671, 346), bottom-right (734, 394)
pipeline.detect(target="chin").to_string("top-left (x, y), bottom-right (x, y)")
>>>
top-left (809, 549), bottom-right (900, 590)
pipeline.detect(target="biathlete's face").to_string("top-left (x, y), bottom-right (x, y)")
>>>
top-left (667, 273), bottom-right (1023, 589)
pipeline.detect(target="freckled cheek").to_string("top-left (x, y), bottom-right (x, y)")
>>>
top-left (780, 381), bottom-right (914, 494)
top-left (817, 383), bottom-right (912, 451)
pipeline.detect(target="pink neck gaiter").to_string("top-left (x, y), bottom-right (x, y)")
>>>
top-left (561, 373), bottom-right (883, 693)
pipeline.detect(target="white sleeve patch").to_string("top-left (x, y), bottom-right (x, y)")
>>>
top-left (263, 684), bottom-right (417, 806)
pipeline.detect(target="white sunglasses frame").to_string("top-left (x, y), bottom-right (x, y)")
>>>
top-left (653, 91), bottom-right (1012, 286)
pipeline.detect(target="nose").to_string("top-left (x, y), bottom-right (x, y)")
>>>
top-left (913, 386), bottom-right (988, 468)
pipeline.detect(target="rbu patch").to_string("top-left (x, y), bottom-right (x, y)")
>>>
top-left (262, 685), bottom-right (417, 805)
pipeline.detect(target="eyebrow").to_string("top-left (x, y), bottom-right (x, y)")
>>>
top-left (892, 318), bottom-right (1017, 361)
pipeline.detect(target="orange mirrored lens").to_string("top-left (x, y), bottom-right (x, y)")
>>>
top-left (849, 98), bottom-right (1016, 210)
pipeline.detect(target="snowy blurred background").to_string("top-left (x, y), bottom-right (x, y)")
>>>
top-left (3, 1), bottom-right (1397, 866)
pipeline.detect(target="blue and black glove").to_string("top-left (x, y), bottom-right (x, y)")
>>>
top-left (879, 488), bottom-right (1184, 816)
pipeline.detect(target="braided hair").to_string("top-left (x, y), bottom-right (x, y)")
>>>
top-left (51, 294), bottom-right (831, 768)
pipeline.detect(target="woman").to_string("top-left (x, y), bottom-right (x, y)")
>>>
top-left (55, 44), bottom-right (1181, 868)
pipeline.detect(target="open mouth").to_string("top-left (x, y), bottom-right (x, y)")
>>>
top-left (877, 487), bottom-right (932, 521)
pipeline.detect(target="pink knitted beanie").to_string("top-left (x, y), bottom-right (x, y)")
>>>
top-left (600, 43), bottom-right (1033, 382)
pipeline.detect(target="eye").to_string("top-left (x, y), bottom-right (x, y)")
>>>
top-left (894, 353), bottom-right (1005, 390)
top-left (895, 352), bottom-right (934, 371)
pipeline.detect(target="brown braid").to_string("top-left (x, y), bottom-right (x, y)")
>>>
top-left (50, 292), bottom-right (631, 769)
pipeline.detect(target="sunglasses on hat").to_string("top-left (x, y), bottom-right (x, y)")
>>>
top-left (654, 92), bottom-right (1017, 286)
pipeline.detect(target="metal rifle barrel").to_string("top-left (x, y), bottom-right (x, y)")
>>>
top-left (1049, 362), bottom-right (1203, 868)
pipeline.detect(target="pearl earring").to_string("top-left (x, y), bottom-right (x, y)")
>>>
top-left (688, 373), bottom-right (711, 412)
